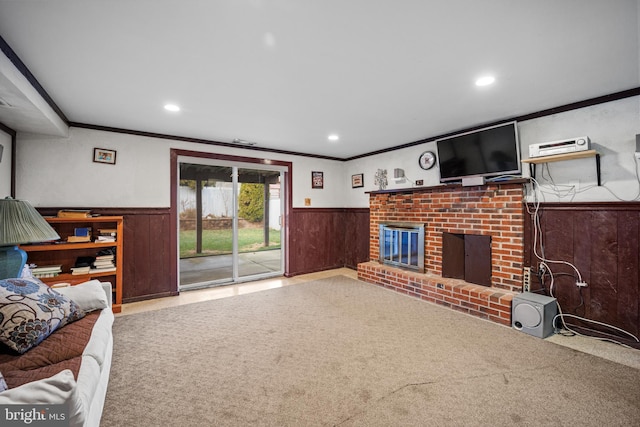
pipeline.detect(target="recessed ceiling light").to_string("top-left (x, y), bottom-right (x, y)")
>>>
top-left (328, 134), bottom-right (339, 141)
top-left (475, 76), bottom-right (495, 87)
top-left (164, 104), bottom-right (180, 112)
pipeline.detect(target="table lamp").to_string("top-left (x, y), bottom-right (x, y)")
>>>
top-left (0, 197), bottom-right (60, 279)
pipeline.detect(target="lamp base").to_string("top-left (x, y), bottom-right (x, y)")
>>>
top-left (0, 245), bottom-right (27, 280)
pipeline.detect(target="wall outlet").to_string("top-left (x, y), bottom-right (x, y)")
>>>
top-left (523, 267), bottom-right (531, 292)
top-left (416, 179), bottom-right (424, 186)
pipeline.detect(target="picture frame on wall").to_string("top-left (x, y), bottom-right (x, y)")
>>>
top-left (93, 148), bottom-right (117, 165)
top-left (312, 171), bottom-right (324, 189)
top-left (351, 173), bottom-right (364, 188)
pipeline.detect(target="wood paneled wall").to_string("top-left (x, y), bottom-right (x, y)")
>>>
top-left (287, 208), bottom-right (370, 276)
top-left (524, 202), bottom-right (640, 340)
top-left (37, 208), bottom-right (175, 303)
top-left (37, 207), bottom-right (370, 301)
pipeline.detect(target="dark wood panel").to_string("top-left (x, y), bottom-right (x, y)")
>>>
top-left (288, 208), bottom-right (369, 276)
top-left (588, 211), bottom-right (618, 324)
top-left (289, 209), bottom-right (345, 275)
top-left (442, 233), bottom-right (465, 280)
top-left (617, 211), bottom-right (639, 333)
top-left (465, 234), bottom-right (491, 287)
top-left (343, 208), bottom-right (370, 269)
top-left (524, 202), bottom-right (640, 340)
top-left (570, 210), bottom-right (592, 315)
top-left (122, 212), bottom-right (174, 302)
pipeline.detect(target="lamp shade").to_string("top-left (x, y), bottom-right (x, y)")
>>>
top-left (0, 197), bottom-right (60, 245)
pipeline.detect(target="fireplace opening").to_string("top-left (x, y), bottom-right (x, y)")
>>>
top-left (442, 232), bottom-right (491, 286)
top-left (379, 222), bottom-right (425, 272)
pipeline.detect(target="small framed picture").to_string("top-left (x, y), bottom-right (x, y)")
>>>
top-left (93, 148), bottom-right (117, 165)
top-left (312, 171), bottom-right (324, 189)
top-left (351, 173), bottom-right (364, 188)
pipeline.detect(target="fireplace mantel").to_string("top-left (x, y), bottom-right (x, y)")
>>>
top-left (365, 178), bottom-right (529, 196)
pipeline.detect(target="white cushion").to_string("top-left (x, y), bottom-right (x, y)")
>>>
top-left (55, 280), bottom-right (109, 313)
top-left (82, 309), bottom-right (114, 367)
top-left (0, 369), bottom-right (76, 404)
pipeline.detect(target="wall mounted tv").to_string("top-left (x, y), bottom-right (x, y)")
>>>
top-left (436, 121), bottom-right (521, 183)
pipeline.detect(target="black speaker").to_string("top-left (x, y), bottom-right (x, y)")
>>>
top-left (512, 292), bottom-right (557, 338)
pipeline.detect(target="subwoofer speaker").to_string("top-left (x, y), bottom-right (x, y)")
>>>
top-left (512, 292), bottom-right (557, 338)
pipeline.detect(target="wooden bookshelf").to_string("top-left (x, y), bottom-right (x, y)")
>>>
top-left (21, 216), bottom-right (124, 313)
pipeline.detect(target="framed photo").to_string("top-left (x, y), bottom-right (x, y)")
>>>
top-left (311, 171), bottom-right (324, 189)
top-left (351, 173), bottom-right (364, 188)
top-left (93, 148), bottom-right (117, 165)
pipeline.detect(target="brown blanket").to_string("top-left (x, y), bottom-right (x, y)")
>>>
top-left (0, 311), bottom-right (100, 389)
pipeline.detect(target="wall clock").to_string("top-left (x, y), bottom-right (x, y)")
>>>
top-left (418, 151), bottom-right (436, 170)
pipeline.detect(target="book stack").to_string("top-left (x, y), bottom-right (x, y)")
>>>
top-left (67, 227), bottom-right (92, 243)
top-left (30, 264), bottom-right (62, 278)
top-left (96, 228), bottom-right (117, 242)
top-left (73, 255), bottom-right (95, 276)
top-left (91, 253), bottom-right (116, 273)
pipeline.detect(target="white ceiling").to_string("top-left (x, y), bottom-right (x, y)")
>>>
top-left (0, 0), bottom-right (638, 159)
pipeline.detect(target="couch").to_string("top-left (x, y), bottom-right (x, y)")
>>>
top-left (0, 279), bottom-right (114, 427)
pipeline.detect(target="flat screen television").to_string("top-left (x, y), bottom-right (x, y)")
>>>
top-left (436, 121), bottom-right (521, 183)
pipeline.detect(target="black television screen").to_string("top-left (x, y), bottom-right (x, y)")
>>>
top-left (436, 121), bottom-right (521, 182)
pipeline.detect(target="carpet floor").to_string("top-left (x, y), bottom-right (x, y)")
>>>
top-left (101, 275), bottom-right (640, 426)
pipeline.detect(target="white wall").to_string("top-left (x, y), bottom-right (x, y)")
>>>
top-left (15, 127), bottom-right (346, 208)
top-left (344, 96), bottom-right (640, 206)
top-left (0, 129), bottom-right (11, 198)
top-left (14, 95), bottom-right (640, 208)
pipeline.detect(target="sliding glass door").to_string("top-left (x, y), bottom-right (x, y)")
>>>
top-left (178, 157), bottom-right (285, 290)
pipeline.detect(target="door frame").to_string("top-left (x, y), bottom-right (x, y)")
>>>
top-left (170, 149), bottom-right (293, 290)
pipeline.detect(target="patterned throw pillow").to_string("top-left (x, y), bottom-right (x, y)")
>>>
top-left (0, 370), bottom-right (7, 392)
top-left (0, 278), bottom-right (85, 354)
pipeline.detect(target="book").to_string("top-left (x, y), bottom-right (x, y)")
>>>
top-left (67, 235), bottom-right (91, 243)
top-left (57, 209), bottom-right (92, 218)
top-left (71, 266), bottom-right (91, 275)
top-left (98, 229), bottom-right (117, 235)
top-left (74, 227), bottom-right (92, 237)
top-left (93, 261), bottom-right (115, 268)
top-left (31, 264), bottom-right (62, 272)
top-left (90, 266), bottom-right (116, 273)
top-left (31, 264), bottom-right (62, 278)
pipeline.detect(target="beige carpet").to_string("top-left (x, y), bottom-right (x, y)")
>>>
top-left (101, 276), bottom-right (640, 426)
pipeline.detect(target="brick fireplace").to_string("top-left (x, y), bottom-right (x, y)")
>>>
top-left (357, 180), bottom-right (526, 325)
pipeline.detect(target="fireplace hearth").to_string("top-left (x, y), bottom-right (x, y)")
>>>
top-left (358, 181), bottom-right (526, 325)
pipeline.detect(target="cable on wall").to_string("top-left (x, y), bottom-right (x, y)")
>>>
top-left (525, 175), bottom-right (640, 348)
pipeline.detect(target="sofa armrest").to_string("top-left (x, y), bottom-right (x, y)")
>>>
top-left (101, 282), bottom-right (113, 308)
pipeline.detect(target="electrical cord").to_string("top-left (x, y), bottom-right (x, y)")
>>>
top-left (526, 175), bottom-right (639, 349)
top-left (552, 313), bottom-right (639, 349)
top-left (535, 151), bottom-right (640, 201)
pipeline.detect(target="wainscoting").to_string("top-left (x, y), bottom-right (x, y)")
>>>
top-left (36, 207), bottom-right (370, 302)
top-left (288, 208), bottom-right (370, 276)
top-left (36, 208), bottom-right (175, 303)
top-left (524, 202), bottom-right (640, 339)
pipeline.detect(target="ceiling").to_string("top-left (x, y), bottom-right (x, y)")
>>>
top-left (0, 1), bottom-right (638, 159)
